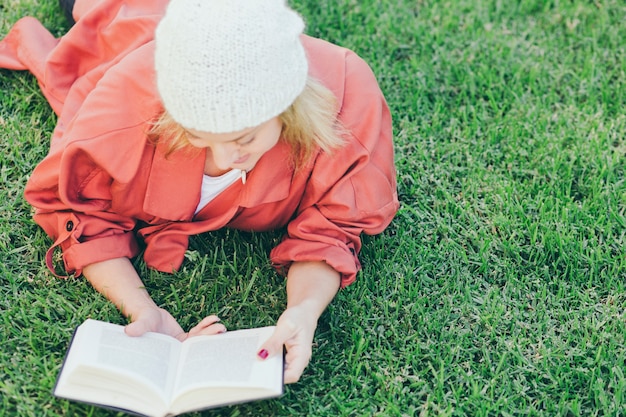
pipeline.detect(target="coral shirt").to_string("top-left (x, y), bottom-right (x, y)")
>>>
top-left (0, 0), bottom-right (398, 287)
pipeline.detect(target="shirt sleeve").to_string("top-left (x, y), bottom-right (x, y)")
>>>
top-left (270, 50), bottom-right (399, 288)
top-left (25, 141), bottom-right (142, 278)
top-left (23, 43), bottom-right (161, 278)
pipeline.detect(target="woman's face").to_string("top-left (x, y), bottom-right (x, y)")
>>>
top-left (185, 117), bottom-right (282, 175)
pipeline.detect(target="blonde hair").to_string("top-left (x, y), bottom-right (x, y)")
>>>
top-left (149, 77), bottom-right (344, 169)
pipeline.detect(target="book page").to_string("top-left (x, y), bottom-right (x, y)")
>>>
top-left (54, 320), bottom-right (183, 417)
top-left (95, 328), bottom-right (177, 395)
top-left (178, 334), bottom-right (259, 387)
top-left (173, 326), bottom-right (280, 394)
top-left (60, 320), bottom-right (181, 398)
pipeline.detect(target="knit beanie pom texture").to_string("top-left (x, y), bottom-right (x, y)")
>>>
top-left (155, 0), bottom-right (308, 133)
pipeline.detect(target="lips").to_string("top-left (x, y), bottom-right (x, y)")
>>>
top-left (234, 154), bottom-right (250, 164)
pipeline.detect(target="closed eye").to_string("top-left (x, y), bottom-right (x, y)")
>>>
top-left (237, 136), bottom-right (256, 146)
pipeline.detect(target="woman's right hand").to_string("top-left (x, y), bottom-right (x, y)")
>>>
top-left (125, 307), bottom-right (226, 341)
top-left (83, 258), bottom-right (225, 341)
top-left (185, 315), bottom-right (227, 339)
top-left (124, 306), bottom-right (186, 340)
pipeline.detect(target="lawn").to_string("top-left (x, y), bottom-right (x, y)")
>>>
top-left (1, 0), bottom-right (625, 416)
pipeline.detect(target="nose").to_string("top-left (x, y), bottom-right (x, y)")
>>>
top-left (210, 143), bottom-right (239, 170)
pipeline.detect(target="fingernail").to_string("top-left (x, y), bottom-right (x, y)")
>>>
top-left (257, 349), bottom-right (269, 359)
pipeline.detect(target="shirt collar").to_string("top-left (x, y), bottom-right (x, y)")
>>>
top-left (143, 141), bottom-right (294, 220)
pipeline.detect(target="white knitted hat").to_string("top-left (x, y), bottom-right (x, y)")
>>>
top-left (154, 0), bottom-right (308, 133)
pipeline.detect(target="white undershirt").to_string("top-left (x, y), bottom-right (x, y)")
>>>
top-left (194, 169), bottom-right (242, 214)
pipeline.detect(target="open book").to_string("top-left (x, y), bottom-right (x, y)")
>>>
top-left (54, 319), bottom-right (283, 417)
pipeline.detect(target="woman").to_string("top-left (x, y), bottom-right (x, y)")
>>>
top-left (0, 0), bottom-right (398, 383)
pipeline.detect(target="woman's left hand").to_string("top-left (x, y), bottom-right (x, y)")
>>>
top-left (256, 303), bottom-right (319, 383)
top-left (258, 261), bottom-right (340, 383)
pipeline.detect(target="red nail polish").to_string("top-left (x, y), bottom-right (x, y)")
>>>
top-left (258, 349), bottom-right (269, 359)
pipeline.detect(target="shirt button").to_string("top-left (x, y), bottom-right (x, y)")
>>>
top-left (66, 221), bottom-right (74, 232)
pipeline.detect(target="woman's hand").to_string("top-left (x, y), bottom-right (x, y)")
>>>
top-left (256, 261), bottom-right (341, 383)
top-left (124, 306), bottom-right (186, 339)
top-left (186, 315), bottom-right (227, 339)
top-left (125, 307), bottom-right (226, 341)
top-left (256, 304), bottom-right (318, 383)
top-left (83, 258), bottom-right (226, 341)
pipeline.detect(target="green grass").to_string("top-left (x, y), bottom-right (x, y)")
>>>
top-left (1, 0), bottom-right (625, 416)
